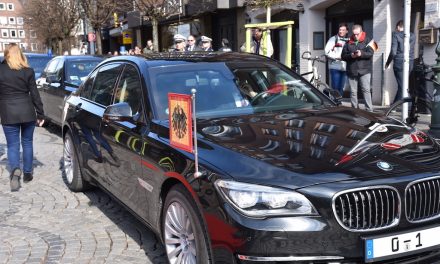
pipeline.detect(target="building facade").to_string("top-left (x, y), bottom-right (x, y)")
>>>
top-left (0, 0), bottom-right (42, 52)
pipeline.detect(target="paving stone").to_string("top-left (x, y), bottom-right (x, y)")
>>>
top-left (0, 127), bottom-right (165, 263)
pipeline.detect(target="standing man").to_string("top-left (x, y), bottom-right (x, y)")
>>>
top-left (385, 20), bottom-right (415, 103)
top-left (325, 23), bottom-right (349, 95)
top-left (173, 34), bottom-right (186, 52)
top-left (186, 35), bottom-right (200, 51)
top-left (342, 24), bottom-right (374, 112)
top-left (143, 40), bottom-right (154, 54)
top-left (200, 36), bottom-right (214, 51)
top-left (240, 28), bottom-right (273, 57)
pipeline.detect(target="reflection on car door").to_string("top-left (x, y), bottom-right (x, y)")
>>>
top-left (73, 63), bottom-right (123, 189)
top-left (100, 64), bottom-right (149, 216)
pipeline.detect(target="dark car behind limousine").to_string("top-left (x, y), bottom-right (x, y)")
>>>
top-left (39, 55), bottom-right (103, 125)
top-left (62, 52), bottom-right (440, 264)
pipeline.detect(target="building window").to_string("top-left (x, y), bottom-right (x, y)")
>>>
top-left (0, 3), bottom-right (5, 10)
top-left (31, 43), bottom-right (37, 51)
top-left (19, 43), bottom-right (26, 50)
top-left (0, 16), bottom-right (7, 25)
top-left (1, 29), bottom-right (8, 38)
top-left (10, 29), bottom-right (16, 38)
top-left (30, 30), bottom-right (36, 38)
top-left (6, 3), bottom-right (13, 10)
top-left (16, 17), bottom-right (23, 25)
top-left (18, 30), bottom-right (24, 38)
top-left (8, 17), bottom-right (15, 24)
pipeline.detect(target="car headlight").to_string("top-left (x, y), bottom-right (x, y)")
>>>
top-left (215, 180), bottom-right (318, 218)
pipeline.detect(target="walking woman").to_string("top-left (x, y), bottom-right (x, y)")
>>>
top-left (0, 44), bottom-right (44, 191)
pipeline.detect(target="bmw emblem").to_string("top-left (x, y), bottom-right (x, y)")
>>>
top-left (377, 161), bottom-right (393, 171)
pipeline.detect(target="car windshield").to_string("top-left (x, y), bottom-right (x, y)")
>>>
top-left (65, 60), bottom-right (101, 86)
top-left (150, 62), bottom-right (330, 120)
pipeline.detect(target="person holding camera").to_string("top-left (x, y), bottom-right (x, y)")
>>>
top-left (325, 23), bottom-right (349, 94)
top-left (342, 24), bottom-right (375, 112)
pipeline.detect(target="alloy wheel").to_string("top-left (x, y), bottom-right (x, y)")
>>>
top-left (164, 201), bottom-right (197, 264)
top-left (63, 136), bottom-right (74, 184)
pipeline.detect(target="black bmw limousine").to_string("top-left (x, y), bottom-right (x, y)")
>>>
top-left (61, 52), bottom-right (440, 263)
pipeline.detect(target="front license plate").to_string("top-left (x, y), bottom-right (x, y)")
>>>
top-left (364, 226), bottom-right (440, 262)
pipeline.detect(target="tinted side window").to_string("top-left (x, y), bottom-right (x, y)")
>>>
top-left (90, 63), bottom-right (122, 106)
top-left (80, 69), bottom-right (97, 99)
top-left (114, 64), bottom-right (142, 114)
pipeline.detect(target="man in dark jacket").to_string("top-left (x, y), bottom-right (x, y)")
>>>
top-left (186, 35), bottom-right (201, 51)
top-left (342, 24), bottom-right (374, 112)
top-left (385, 20), bottom-right (415, 104)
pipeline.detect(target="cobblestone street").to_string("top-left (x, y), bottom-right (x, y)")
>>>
top-left (0, 126), bottom-right (167, 264)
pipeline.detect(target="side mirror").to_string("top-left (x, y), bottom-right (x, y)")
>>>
top-left (103, 102), bottom-right (133, 122)
top-left (323, 88), bottom-right (342, 105)
top-left (47, 75), bottom-right (61, 84)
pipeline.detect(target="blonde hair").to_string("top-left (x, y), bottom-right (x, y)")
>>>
top-left (4, 43), bottom-right (29, 70)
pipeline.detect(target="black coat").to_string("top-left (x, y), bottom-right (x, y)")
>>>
top-left (385, 31), bottom-right (415, 70)
top-left (341, 35), bottom-right (374, 77)
top-left (0, 62), bottom-right (44, 125)
top-left (186, 45), bottom-right (202, 51)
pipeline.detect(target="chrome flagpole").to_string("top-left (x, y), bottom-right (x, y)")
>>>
top-left (401, 0), bottom-right (411, 121)
top-left (191, 89), bottom-right (202, 178)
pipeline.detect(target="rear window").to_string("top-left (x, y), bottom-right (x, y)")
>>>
top-left (27, 56), bottom-right (52, 78)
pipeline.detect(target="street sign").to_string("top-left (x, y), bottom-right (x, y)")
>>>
top-left (88, 32), bottom-right (96, 42)
top-left (122, 31), bottom-right (132, 45)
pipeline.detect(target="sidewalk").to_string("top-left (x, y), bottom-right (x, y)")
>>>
top-left (0, 126), bottom-right (167, 264)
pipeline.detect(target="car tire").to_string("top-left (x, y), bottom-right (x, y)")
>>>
top-left (63, 131), bottom-right (90, 192)
top-left (162, 185), bottom-right (212, 264)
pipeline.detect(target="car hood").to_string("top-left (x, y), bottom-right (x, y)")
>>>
top-left (195, 106), bottom-right (440, 188)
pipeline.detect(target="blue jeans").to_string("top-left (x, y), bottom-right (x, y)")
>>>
top-left (2, 122), bottom-right (36, 173)
top-left (330, 69), bottom-right (347, 94)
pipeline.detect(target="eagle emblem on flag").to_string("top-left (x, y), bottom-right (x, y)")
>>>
top-left (168, 93), bottom-right (193, 153)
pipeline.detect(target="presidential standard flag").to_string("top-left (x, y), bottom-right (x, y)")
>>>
top-left (168, 93), bottom-right (193, 153)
